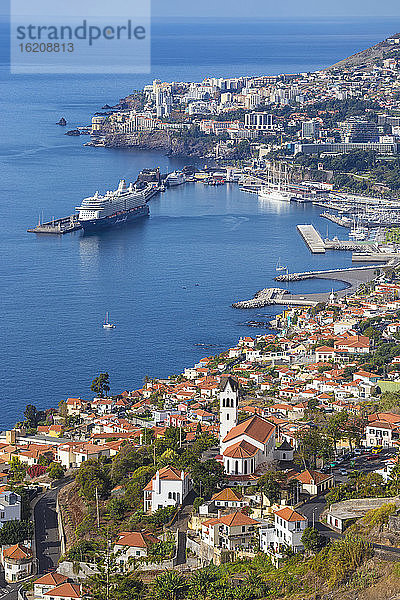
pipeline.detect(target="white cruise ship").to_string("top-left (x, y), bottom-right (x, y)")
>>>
top-left (165, 171), bottom-right (186, 186)
top-left (76, 180), bottom-right (156, 232)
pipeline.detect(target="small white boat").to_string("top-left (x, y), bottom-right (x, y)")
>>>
top-left (276, 258), bottom-right (287, 272)
top-left (103, 312), bottom-right (116, 329)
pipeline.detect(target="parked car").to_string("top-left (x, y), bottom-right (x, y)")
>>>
top-left (339, 468), bottom-right (348, 476)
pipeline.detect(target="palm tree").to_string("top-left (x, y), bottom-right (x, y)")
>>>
top-left (153, 571), bottom-right (187, 600)
top-left (188, 566), bottom-right (219, 600)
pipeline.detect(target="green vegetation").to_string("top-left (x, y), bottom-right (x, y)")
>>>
top-left (47, 461), bottom-right (65, 480)
top-left (385, 228), bottom-right (400, 243)
top-left (294, 150), bottom-right (400, 194)
top-left (301, 527), bottom-right (326, 553)
top-left (362, 503), bottom-right (397, 530)
top-left (326, 472), bottom-right (388, 505)
top-left (76, 459), bottom-right (111, 502)
top-left (84, 536), bottom-right (379, 599)
top-left (0, 520), bottom-right (33, 546)
top-left (312, 534), bottom-right (373, 588)
top-left (91, 372), bottom-right (111, 397)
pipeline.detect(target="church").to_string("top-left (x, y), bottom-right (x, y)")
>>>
top-left (219, 377), bottom-right (276, 482)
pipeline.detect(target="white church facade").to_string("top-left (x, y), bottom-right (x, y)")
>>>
top-left (219, 377), bottom-right (276, 482)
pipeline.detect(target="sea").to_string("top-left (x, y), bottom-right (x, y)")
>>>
top-left (0, 16), bottom-right (398, 428)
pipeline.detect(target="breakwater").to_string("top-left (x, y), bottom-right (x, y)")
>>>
top-left (232, 264), bottom-right (388, 309)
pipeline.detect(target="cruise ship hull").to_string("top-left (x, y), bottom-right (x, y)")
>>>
top-left (79, 204), bottom-right (149, 232)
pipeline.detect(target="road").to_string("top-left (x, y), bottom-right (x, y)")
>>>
top-left (330, 447), bottom-right (397, 485)
top-left (34, 486), bottom-right (62, 574)
top-left (0, 583), bottom-right (20, 600)
top-left (300, 448), bottom-right (400, 554)
top-left (0, 485), bottom-right (64, 600)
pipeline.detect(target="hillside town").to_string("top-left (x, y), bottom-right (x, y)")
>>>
top-left (90, 33), bottom-right (400, 179)
top-left (2, 271), bottom-right (400, 598)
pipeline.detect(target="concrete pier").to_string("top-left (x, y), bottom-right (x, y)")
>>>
top-left (297, 225), bottom-right (326, 253)
top-left (352, 253), bottom-right (400, 262)
top-left (232, 288), bottom-right (289, 309)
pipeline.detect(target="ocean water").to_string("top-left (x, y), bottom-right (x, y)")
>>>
top-left (0, 17), bottom-right (398, 428)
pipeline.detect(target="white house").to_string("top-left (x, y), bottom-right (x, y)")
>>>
top-left (259, 508), bottom-right (307, 559)
top-left (144, 466), bottom-right (192, 513)
top-left (365, 420), bottom-right (399, 448)
top-left (1, 544), bottom-right (33, 583)
top-left (43, 583), bottom-right (82, 600)
top-left (34, 572), bottom-right (69, 599)
top-left (114, 531), bottom-right (160, 564)
top-left (211, 488), bottom-right (246, 509)
top-left (56, 442), bottom-right (110, 469)
top-left (0, 491), bottom-right (21, 527)
top-left (315, 346), bottom-right (335, 363)
top-left (288, 469), bottom-right (334, 495)
top-left (201, 511), bottom-right (259, 551)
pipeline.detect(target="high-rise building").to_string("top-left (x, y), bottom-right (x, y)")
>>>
top-left (301, 120), bottom-right (320, 139)
top-left (339, 117), bottom-right (379, 143)
top-left (244, 112), bottom-right (274, 131)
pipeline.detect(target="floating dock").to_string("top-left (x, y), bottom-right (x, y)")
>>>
top-left (27, 215), bottom-right (82, 235)
top-left (297, 224), bottom-right (326, 253)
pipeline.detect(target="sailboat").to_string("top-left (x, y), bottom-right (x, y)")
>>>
top-left (102, 312), bottom-right (116, 329)
top-left (259, 163), bottom-right (293, 202)
top-left (276, 258), bottom-right (287, 272)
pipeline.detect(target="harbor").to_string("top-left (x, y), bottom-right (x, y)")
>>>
top-left (232, 263), bottom-right (392, 309)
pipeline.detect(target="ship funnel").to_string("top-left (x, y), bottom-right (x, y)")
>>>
top-left (118, 179), bottom-right (126, 191)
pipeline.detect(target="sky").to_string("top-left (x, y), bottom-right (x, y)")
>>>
top-left (2, 0), bottom-right (400, 19)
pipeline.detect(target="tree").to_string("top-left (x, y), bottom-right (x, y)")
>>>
top-left (76, 459), bottom-right (111, 502)
top-left (188, 566), bottom-right (220, 600)
top-left (325, 411), bottom-right (349, 453)
top-left (190, 460), bottom-right (226, 499)
top-left (0, 520), bottom-right (33, 546)
top-left (158, 448), bottom-right (180, 469)
top-left (153, 571), bottom-right (187, 600)
top-left (257, 471), bottom-right (282, 505)
top-left (24, 404), bottom-right (44, 428)
top-left (110, 443), bottom-right (151, 485)
top-left (9, 456), bottom-right (27, 483)
top-left (91, 373), bottom-right (110, 397)
top-left (193, 497), bottom-right (204, 513)
top-left (107, 497), bottom-right (126, 520)
top-left (295, 428), bottom-right (332, 469)
top-left (155, 427), bottom-right (185, 454)
top-left (301, 527), bottom-right (325, 553)
top-left (47, 462), bottom-right (65, 480)
top-left (86, 546), bottom-right (144, 600)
